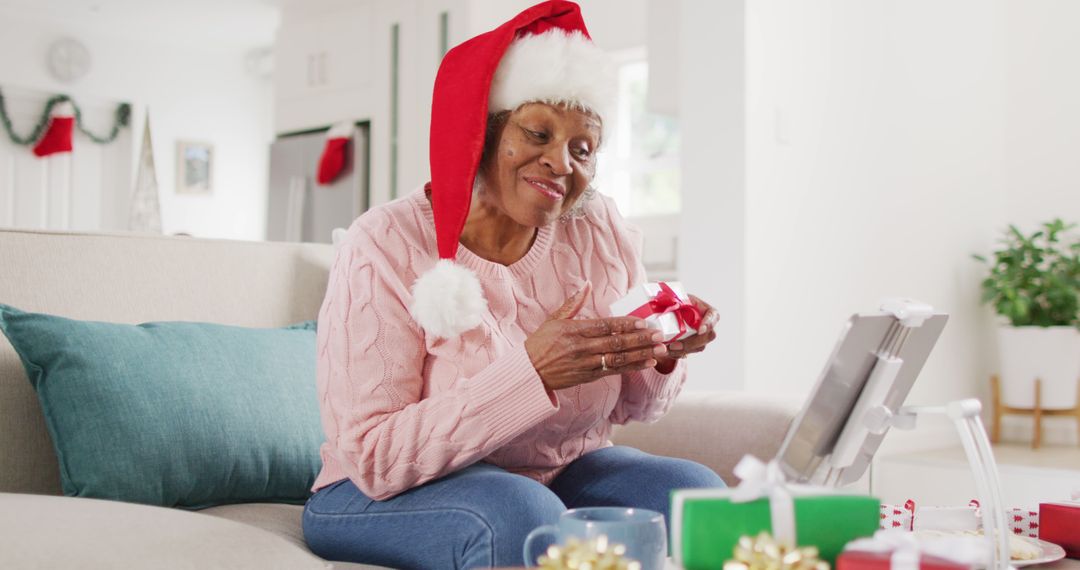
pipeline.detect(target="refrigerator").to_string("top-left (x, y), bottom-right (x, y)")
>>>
top-left (266, 123), bottom-right (369, 244)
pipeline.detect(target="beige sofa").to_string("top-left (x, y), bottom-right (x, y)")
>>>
top-left (0, 227), bottom-right (799, 569)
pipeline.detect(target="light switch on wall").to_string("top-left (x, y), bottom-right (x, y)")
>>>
top-left (774, 105), bottom-right (792, 145)
top-left (306, 52), bottom-right (329, 87)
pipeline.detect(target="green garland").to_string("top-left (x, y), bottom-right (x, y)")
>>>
top-left (0, 87), bottom-right (131, 147)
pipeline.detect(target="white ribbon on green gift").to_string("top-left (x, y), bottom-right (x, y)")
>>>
top-left (730, 455), bottom-right (798, 548)
top-left (844, 529), bottom-right (989, 570)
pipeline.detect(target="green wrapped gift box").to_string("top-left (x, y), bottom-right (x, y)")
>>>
top-left (671, 487), bottom-right (881, 570)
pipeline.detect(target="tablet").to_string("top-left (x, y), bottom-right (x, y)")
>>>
top-left (775, 300), bottom-right (948, 486)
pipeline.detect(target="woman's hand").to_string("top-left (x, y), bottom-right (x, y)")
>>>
top-left (654, 294), bottom-right (719, 372)
top-left (525, 282), bottom-right (668, 392)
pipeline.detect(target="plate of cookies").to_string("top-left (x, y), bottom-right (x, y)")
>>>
top-left (912, 530), bottom-right (1066, 567)
top-left (1002, 536), bottom-right (1065, 567)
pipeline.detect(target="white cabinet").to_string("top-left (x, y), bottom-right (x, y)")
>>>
top-left (274, 1), bottom-right (377, 133)
top-left (275, 11), bottom-right (374, 100)
top-left (274, 0), bottom-right (478, 208)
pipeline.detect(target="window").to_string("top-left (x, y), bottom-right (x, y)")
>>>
top-left (594, 48), bottom-right (681, 280)
top-left (595, 48), bottom-right (681, 218)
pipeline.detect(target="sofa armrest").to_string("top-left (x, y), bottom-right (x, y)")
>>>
top-left (611, 391), bottom-right (800, 485)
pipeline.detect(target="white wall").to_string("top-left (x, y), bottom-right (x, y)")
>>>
top-left (678, 0), bottom-right (1080, 446)
top-left (738, 0), bottom-right (1009, 412)
top-left (1003, 0), bottom-right (1080, 231)
top-left (678, 1), bottom-right (748, 393)
top-left (0, 9), bottom-right (274, 240)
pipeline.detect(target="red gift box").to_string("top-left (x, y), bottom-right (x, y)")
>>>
top-left (837, 549), bottom-right (971, 570)
top-left (1040, 502), bottom-right (1080, 558)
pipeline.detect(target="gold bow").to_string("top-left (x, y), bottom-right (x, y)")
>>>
top-left (723, 532), bottom-right (830, 570)
top-left (537, 535), bottom-right (642, 570)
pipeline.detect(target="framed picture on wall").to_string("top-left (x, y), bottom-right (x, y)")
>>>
top-left (176, 140), bottom-right (213, 194)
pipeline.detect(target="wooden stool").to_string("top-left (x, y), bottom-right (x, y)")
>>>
top-left (991, 374), bottom-right (1080, 449)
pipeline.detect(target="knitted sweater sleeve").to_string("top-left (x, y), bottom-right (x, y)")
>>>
top-left (316, 220), bottom-right (559, 500)
top-left (601, 199), bottom-right (689, 425)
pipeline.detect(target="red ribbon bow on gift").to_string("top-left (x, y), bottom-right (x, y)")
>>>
top-left (627, 282), bottom-right (703, 341)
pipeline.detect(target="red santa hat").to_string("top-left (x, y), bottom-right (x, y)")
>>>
top-left (33, 101), bottom-right (75, 158)
top-left (410, 0), bottom-right (616, 338)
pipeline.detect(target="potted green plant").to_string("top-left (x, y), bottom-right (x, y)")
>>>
top-left (973, 219), bottom-right (1080, 446)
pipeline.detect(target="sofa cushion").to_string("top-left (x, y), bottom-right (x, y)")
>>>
top-left (200, 502), bottom-right (310, 552)
top-left (198, 503), bottom-right (393, 569)
top-left (0, 492), bottom-right (333, 569)
top-left (0, 304), bottom-right (324, 508)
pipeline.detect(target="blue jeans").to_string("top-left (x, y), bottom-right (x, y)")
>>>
top-left (302, 445), bottom-right (724, 569)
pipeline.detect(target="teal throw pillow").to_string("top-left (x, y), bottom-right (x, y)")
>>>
top-left (0, 303), bottom-right (324, 509)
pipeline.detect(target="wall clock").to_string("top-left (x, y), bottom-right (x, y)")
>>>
top-left (47, 37), bottom-right (92, 83)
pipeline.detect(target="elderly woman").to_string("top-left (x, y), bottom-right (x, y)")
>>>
top-left (302, 2), bottom-right (724, 568)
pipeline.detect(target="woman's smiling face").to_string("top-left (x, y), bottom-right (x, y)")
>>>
top-left (477, 102), bottom-right (601, 227)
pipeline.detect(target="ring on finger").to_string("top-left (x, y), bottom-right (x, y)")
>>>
top-left (600, 353), bottom-right (608, 371)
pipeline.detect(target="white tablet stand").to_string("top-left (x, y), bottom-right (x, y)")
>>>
top-left (778, 298), bottom-right (949, 488)
top-left (776, 299), bottom-right (1009, 569)
top-left (890, 401), bottom-right (1011, 570)
top-left (828, 301), bottom-right (1009, 569)
top-left (827, 299), bottom-right (938, 473)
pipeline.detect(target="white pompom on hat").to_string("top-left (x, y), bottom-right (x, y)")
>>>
top-left (410, 0), bottom-right (616, 339)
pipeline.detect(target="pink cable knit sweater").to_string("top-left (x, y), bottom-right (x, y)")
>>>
top-left (311, 186), bottom-right (687, 500)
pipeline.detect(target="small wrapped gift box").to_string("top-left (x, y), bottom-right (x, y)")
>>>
top-left (912, 501), bottom-right (981, 532)
top-left (1007, 508), bottom-right (1039, 539)
top-left (880, 501), bottom-right (915, 531)
top-left (880, 500), bottom-right (1040, 537)
top-left (1040, 501), bottom-right (1080, 558)
top-left (670, 456), bottom-right (880, 570)
top-left (838, 549), bottom-right (970, 570)
top-left (837, 530), bottom-right (982, 570)
top-left (609, 281), bottom-right (701, 343)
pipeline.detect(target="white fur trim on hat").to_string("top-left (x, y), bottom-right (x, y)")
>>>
top-left (410, 259), bottom-right (487, 339)
top-left (489, 29), bottom-right (617, 123)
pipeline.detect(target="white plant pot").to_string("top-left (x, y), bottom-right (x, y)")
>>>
top-left (997, 326), bottom-right (1080, 409)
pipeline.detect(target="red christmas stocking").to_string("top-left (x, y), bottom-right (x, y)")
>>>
top-left (316, 121), bottom-right (354, 185)
top-left (33, 101), bottom-right (75, 158)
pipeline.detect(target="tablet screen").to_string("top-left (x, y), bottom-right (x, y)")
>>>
top-left (776, 312), bottom-right (948, 486)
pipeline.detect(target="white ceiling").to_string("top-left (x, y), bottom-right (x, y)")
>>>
top-left (0, 0), bottom-right (281, 51)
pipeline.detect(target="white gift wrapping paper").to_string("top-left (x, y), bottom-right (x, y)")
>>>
top-left (609, 281), bottom-right (697, 343)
